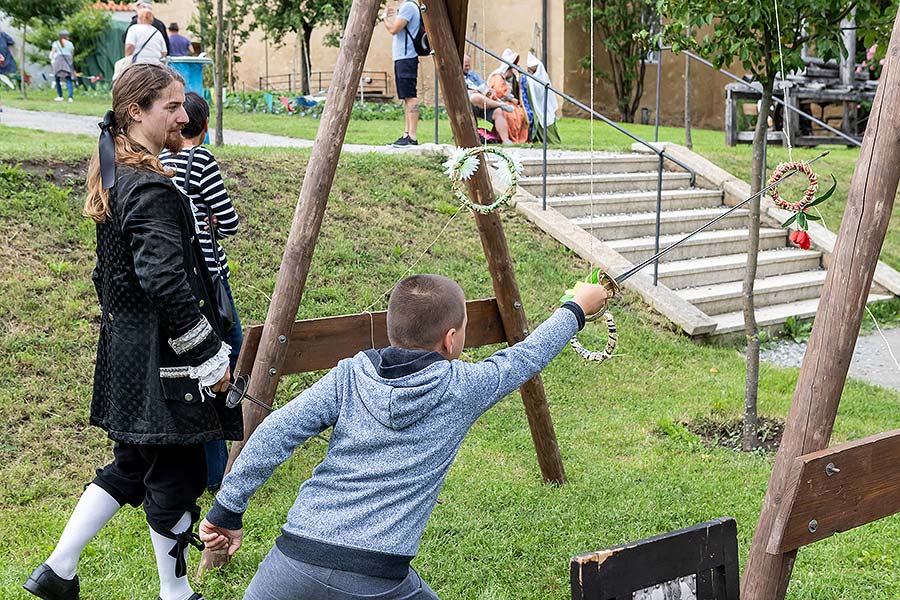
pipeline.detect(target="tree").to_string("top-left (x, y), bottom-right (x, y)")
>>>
top-left (0, 0), bottom-right (84, 97)
top-left (190, 0), bottom-right (252, 89)
top-left (250, 0), bottom-right (349, 95)
top-left (567, 0), bottom-right (657, 122)
top-left (28, 7), bottom-right (110, 72)
top-left (659, 0), bottom-right (885, 451)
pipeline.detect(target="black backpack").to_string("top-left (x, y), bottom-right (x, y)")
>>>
top-left (403, 0), bottom-right (431, 56)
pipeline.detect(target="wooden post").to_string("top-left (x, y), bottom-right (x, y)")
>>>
top-left (224, 0), bottom-right (379, 470)
top-left (741, 12), bottom-right (900, 599)
top-left (422, 0), bottom-right (566, 484)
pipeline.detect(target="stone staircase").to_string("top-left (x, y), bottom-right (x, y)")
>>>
top-left (515, 152), bottom-right (893, 337)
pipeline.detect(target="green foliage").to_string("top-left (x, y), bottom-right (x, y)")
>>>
top-left (26, 7), bottom-right (111, 72)
top-left (0, 0), bottom-right (84, 27)
top-left (780, 315), bottom-right (813, 343)
top-left (189, 0), bottom-right (253, 69)
top-left (222, 92), bottom-right (445, 120)
top-left (566, 0), bottom-right (656, 122)
top-left (658, 0), bottom-right (892, 87)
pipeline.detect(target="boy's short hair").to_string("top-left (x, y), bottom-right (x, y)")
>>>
top-left (182, 91), bottom-right (210, 139)
top-left (387, 274), bottom-right (466, 349)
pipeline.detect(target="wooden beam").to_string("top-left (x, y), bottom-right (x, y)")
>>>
top-left (232, 298), bottom-right (506, 377)
top-left (571, 518), bottom-right (739, 600)
top-left (767, 429), bottom-right (900, 555)
top-left (225, 0), bottom-right (379, 473)
top-left (741, 11), bottom-right (900, 600)
top-left (421, 0), bottom-right (566, 484)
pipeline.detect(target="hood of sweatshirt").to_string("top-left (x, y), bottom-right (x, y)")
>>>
top-left (358, 347), bottom-right (451, 430)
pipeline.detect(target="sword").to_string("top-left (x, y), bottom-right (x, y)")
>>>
top-left (590, 150), bottom-right (830, 296)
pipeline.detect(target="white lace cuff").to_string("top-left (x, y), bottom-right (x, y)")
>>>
top-left (187, 341), bottom-right (232, 387)
top-left (169, 315), bottom-right (213, 355)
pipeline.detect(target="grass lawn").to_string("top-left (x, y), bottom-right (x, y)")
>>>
top-left (2, 126), bottom-right (900, 599)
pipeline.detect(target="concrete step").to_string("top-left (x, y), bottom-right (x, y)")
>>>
top-left (519, 154), bottom-right (662, 176)
top-left (519, 171), bottom-right (693, 196)
top-left (678, 270), bottom-right (828, 315)
top-left (572, 207), bottom-right (749, 241)
top-left (607, 228), bottom-right (788, 264)
top-left (547, 189), bottom-right (724, 217)
top-left (648, 248), bottom-right (823, 289)
top-left (711, 293), bottom-right (894, 336)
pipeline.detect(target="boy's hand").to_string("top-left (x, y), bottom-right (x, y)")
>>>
top-left (572, 282), bottom-right (609, 317)
top-left (199, 518), bottom-right (243, 556)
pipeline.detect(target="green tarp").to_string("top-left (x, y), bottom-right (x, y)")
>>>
top-left (83, 19), bottom-right (128, 81)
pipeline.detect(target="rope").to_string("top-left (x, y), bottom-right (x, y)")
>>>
top-left (771, 0), bottom-right (899, 376)
top-left (773, 0), bottom-right (794, 162)
top-left (361, 205), bottom-right (466, 314)
top-left (589, 0), bottom-right (595, 269)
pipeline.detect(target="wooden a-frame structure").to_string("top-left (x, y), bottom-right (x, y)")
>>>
top-left (223, 0), bottom-right (565, 485)
top-left (739, 9), bottom-right (900, 600)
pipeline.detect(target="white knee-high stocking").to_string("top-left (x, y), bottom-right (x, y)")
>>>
top-left (45, 483), bottom-right (122, 579)
top-left (149, 511), bottom-right (196, 600)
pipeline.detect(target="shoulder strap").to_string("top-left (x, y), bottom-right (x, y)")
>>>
top-left (182, 147), bottom-right (197, 196)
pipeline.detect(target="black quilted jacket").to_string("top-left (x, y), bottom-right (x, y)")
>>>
top-left (90, 164), bottom-right (242, 444)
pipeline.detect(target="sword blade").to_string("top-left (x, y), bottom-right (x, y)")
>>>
top-left (614, 151), bottom-right (829, 285)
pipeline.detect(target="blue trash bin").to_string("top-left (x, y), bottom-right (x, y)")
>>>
top-left (167, 57), bottom-right (215, 144)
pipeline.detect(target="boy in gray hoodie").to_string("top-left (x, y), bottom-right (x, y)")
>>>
top-left (200, 274), bottom-right (609, 599)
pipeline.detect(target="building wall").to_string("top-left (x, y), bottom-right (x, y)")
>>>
top-left (154, 0), bottom-right (741, 129)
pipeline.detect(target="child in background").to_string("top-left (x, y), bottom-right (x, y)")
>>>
top-left (160, 91), bottom-right (241, 491)
top-left (200, 274), bottom-right (608, 599)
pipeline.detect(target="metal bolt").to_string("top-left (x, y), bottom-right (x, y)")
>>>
top-left (808, 520), bottom-right (818, 533)
top-left (513, 301), bottom-right (522, 309)
top-left (825, 462), bottom-right (840, 477)
top-left (278, 335), bottom-right (287, 344)
top-left (268, 367), bottom-right (277, 377)
top-left (420, 3), bottom-right (426, 11)
top-left (523, 328), bottom-right (530, 336)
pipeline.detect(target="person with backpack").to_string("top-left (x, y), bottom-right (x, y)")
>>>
top-left (382, 0), bottom-right (427, 148)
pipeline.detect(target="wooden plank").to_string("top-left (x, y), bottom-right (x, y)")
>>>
top-left (767, 429), bottom-right (900, 554)
top-left (422, 0), bottom-right (566, 484)
top-left (236, 298), bottom-right (506, 376)
top-left (740, 9), bottom-right (900, 600)
top-left (571, 518), bottom-right (739, 600)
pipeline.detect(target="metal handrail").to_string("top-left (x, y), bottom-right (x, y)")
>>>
top-left (465, 38), bottom-right (698, 185)
top-left (467, 37), bottom-right (696, 285)
top-left (679, 50), bottom-right (863, 148)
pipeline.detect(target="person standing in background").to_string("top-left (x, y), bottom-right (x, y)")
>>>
top-left (168, 23), bottom-right (193, 57)
top-left (51, 30), bottom-right (77, 103)
top-left (125, 8), bottom-right (168, 65)
top-left (123, 0), bottom-right (171, 57)
top-left (0, 28), bottom-right (17, 77)
top-left (382, 0), bottom-right (421, 147)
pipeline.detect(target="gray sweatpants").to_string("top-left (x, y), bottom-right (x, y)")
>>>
top-left (244, 545), bottom-right (440, 600)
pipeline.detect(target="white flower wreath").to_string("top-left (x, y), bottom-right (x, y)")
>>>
top-left (442, 146), bottom-right (523, 214)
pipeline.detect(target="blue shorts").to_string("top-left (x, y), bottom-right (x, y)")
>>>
top-left (394, 57), bottom-right (419, 100)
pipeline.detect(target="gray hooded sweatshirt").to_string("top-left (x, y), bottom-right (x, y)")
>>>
top-left (207, 304), bottom-right (584, 578)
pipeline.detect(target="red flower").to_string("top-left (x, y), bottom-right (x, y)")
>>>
top-left (789, 230), bottom-right (811, 250)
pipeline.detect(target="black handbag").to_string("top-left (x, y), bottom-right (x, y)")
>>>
top-left (183, 148), bottom-right (235, 333)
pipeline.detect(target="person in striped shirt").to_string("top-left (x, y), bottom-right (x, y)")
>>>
top-left (160, 91), bottom-right (241, 491)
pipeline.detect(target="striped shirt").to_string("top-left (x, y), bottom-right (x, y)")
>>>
top-left (160, 146), bottom-right (238, 277)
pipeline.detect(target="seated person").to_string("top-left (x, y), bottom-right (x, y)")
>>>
top-left (463, 53), bottom-right (514, 144)
top-left (487, 49), bottom-right (529, 144)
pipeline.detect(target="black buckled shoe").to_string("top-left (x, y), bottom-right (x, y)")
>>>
top-left (23, 563), bottom-right (80, 600)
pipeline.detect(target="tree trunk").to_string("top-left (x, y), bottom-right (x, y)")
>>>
top-left (742, 79), bottom-right (773, 452)
top-left (215, 0), bottom-right (224, 146)
top-left (19, 25), bottom-right (26, 99)
top-left (300, 25), bottom-right (312, 96)
top-left (684, 53), bottom-right (692, 149)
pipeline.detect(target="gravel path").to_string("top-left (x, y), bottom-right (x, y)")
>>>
top-left (761, 325), bottom-right (900, 392)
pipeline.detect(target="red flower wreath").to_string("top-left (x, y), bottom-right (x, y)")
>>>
top-left (768, 161), bottom-right (837, 249)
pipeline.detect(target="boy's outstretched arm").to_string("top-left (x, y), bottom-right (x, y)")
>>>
top-left (202, 364), bottom-right (343, 546)
top-left (459, 283), bottom-right (608, 417)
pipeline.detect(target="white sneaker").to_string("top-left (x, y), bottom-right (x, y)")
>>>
top-left (54, 97), bottom-right (63, 102)
top-left (68, 98), bottom-right (73, 103)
